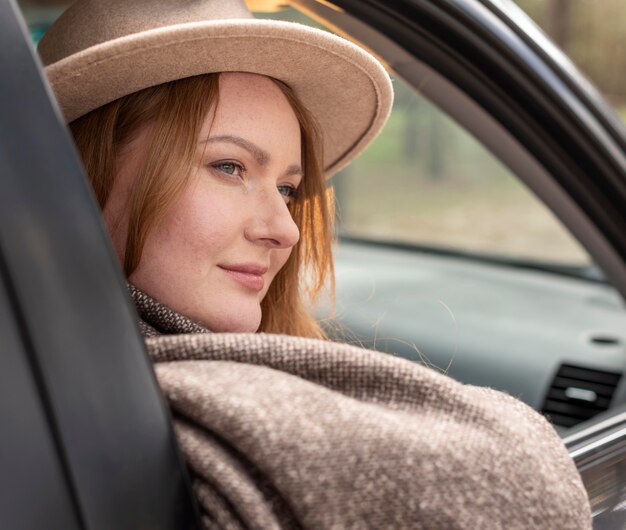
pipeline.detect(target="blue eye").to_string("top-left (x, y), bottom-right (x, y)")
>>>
top-left (278, 184), bottom-right (299, 203)
top-left (212, 161), bottom-right (244, 176)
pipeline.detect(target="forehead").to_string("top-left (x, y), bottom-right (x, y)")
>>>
top-left (197, 72), bottom-right (302, 167)
top-left (211, 72), bottom-right (300, 133)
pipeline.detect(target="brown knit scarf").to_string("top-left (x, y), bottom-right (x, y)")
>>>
top-left (129, 285), bottom-right (592, 529)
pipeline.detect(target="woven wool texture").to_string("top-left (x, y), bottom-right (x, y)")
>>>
top-left (131, 286), bottom-right (592, 529)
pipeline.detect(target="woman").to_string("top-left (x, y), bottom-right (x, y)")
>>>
top-left (39, 0), bottom-right (392, 338)
top-left (70, 71), bottom-right (333, 337)
top-left (39, 1), bottom-right (591, 528)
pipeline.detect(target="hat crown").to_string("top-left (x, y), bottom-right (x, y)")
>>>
top-left (39, 0), bottom-right (253, 65)
top-left (38, 0), bottom-right (394, 176)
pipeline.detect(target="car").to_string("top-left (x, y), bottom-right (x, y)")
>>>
top-left (2, 0), bottom-right (626, 528)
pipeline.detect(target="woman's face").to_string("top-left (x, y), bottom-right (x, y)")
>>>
top-left (105, 72), bottom-right (302, 331)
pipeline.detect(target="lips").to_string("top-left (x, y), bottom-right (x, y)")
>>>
top-left (218, 263), bottom-right (267, 291)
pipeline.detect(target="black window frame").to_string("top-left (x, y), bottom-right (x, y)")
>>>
top-left (0, 1), bottom-right (201, 528)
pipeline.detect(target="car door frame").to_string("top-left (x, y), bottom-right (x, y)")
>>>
top-left (0, 1), bottom-right (202, 528)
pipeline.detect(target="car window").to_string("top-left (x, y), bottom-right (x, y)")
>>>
top-left (332, 75), bottom-right (590, 266)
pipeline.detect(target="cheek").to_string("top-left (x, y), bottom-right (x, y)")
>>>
top-left (184, 182), bottom-right (240, 237)
top-left (143, 184), bottom-right (243, 269)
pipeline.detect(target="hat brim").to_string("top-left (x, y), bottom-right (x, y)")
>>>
top-left (44, 19), bottom-right (393, 176)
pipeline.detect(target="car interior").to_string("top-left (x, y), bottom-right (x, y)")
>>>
top-left (4, 0), bottom-right (626, 527)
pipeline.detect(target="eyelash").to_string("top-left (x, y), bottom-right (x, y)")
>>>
top-left (278, 184), bottom-right (299, 204)
top-left (211, 160), bottom-right (245, 178)
top-left (210, 161), bottom-right (299, 204)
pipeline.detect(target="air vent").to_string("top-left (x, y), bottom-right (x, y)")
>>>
top-left (541, 364), bottom-right (622, 428)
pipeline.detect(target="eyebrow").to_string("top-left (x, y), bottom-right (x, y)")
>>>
top-left (202, 134), bottom-right (303, 177)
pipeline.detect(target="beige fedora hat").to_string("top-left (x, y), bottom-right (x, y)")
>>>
top-left (38, 0), bottom-right (393, 176)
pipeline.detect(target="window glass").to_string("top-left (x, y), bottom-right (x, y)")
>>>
top-left (333, 76), bottom-right (590, 266)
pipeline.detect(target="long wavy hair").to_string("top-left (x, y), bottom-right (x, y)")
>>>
top-left (70, 73), bottom-right (334, 338)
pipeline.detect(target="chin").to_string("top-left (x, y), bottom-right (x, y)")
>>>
top-left (200, 305), bottom-right (262, 333)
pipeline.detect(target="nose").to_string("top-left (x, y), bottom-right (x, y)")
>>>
top-left (245, 187), bottom-right (300, 249)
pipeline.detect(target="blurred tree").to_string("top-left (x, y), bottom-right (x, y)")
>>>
top-left (547, 0), bottom-right (572, 50)
top-left (403, 99), bottom-right (420, 162)
top-left (427, 111), bottom-right (445, 180)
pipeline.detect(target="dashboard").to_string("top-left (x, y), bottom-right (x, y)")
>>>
top-left (322, 239), bottom-right (626, 432)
